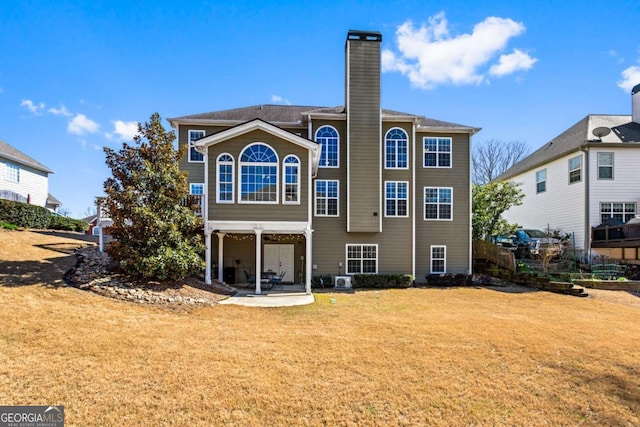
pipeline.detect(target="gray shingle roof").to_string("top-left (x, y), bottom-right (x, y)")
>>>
top-left (497, 114), bottom-right (638, 181)
top-left (169, 104), bottom-right (477, 132)
top-left (0, 140), bottom-right (54, 174)
top-left (46, 193), bottom-right (62, 206)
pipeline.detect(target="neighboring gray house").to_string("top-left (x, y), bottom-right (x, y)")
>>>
top-left (169, 30), bottom-right (479, 293)
top-left (0, 139), bottom-right (61, 211)
top-left (499, 83), bottom-right (640, 261)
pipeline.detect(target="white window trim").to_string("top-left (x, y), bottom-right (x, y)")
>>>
top-left (384, 127), bottom-right (409, 170)
top-left (423, 136), bottom-right (452, 169)
top-left (384, 181), bottom-right (409, 217)
top-left (216, 153), bottom-right (234, 204)
top-left (597, 152), bottom-right (614, 180)
top-left (238, 143), bottom-right (279, 205)
top-left (190, 183), bottom-right (204, 195)
top-left (346, 243), bottom-right (378, 275)
top-left (5, 162), bottom-right (19, 183)
top-left (424, 187), bottom-right (453, 221)
top-left (315, 125), bottom-right (340, 168)
top-left (282, 155), bottom-right (301, 205)
top-left (430, 245), bottom-right (446, 274)
top-left (188, 130), bottom-right (206, 163)
top-left (315, 179), bottom-right (339, 217)
top-left (536, 168), bottom-right (547, 193)
top-left (600, 202), bottom-right (636, 223)
top-left (568, 155), bottom-right (582, 184)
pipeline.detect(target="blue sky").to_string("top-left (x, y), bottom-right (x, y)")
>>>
top-left (1, 0), bottom-right (639, 218)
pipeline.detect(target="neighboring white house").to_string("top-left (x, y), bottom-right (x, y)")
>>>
top-left (0, 139), bottom-right (61, 211)
top-left (498, 83), bottom-right (640, 260)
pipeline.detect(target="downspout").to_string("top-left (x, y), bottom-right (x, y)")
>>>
top-left (411, 119), bottom-right (417, 281)
top-left (581, 144), bottom-right (590, 261)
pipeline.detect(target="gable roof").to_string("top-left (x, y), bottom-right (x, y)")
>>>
top-left (46, 193), bottom-right (62, 207)
top-left (194, 118), bottom-right (321, 175)
top-left (497, 114), bottom-right (638, 180)
top-left (0, 140), bottom-right (54, 174)
top-left (169, 104), bottom-right (479, 134)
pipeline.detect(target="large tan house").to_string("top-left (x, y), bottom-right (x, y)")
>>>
top-left (168, 30), bottom-right (479, 294)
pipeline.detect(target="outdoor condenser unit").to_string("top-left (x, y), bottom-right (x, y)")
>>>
top-left (334, 275), bottom-right (352, 289)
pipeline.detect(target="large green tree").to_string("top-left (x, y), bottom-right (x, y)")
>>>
top-left (103, 113), bottom-right (204, 281)
top-left (472, 181), bottom-right (524, 240)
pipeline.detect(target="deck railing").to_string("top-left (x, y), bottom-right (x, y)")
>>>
top-left (591, 223), bottom-right (640, 246)
top-left (0, 189), bottom-right (27, 203)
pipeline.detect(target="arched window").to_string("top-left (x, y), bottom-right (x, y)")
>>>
top-left (385, 128), bottom-right (408, 169)
top-left (315, 126), bottom-right (339, 168)
top-left (283, 155), bottom-right (300, 204)
top-left (217, 154), bottom-right (234, 203)
top-left (239, 143), bottom-right (278, 203)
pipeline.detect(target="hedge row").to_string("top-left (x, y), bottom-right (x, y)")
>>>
top-left (0, 199), bottom-right (88, 232)
top-left (352, 274), bottom-right (413, 289)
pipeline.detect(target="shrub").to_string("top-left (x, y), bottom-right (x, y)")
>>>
top-left (48, 215), bottom-right (89, 232)
top-left (0, 221), bottom-right (17, 230)
top-left (352, 274), bottom-right (413, 289)
top-left (424, 274), bottom-right (474, 287)
top-left (0, 199), bottom-right (50, 229)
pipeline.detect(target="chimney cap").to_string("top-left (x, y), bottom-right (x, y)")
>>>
top-left (347, 30), bottom-right (382, 42)
top-left (632, 83), bottom-right (640, 95)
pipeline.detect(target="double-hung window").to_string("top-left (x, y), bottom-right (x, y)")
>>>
top-left (315, 180), bottom-right (339, 216)
top-left (315, 126), bottom-right (339, 168)
top-left (424, 187), bottom-right (452, 220)
top-left (346, 244), bottom-right (377, 274)
top-left (536, 169), bottom-right (547, 193)
top-left (385, 128), bottom-right (408, 169)
top-left (568, 155), bottom-right (582, 184)
top-left (600, 202), bottom-right (636, 223)
top-left (283, 155), bottom-right (300, 204)
top-left (423, 137), bottom-right (451, 168)
top-left (217, 154), bottom-right (234, 203)
top-left (5, 162), bottom-right (19, 182)
top-left (188, 130), bottom-right (205, 162)
top-left (239, 143), bottom-right (278, 203)
top-left (385, 181), bottom-right (408, 217)
top-left (430, 245), bottom-right (446, 274)
top-left (189, 183), bottom-right (204, 215)
top-left (597, 152), bottom-right (613, 180)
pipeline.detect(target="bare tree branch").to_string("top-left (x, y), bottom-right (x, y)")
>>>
top-left (472, 139), bottom-right (529, 185)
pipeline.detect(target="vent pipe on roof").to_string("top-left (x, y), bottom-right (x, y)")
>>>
top-left (632, 83), bottom-right (640, 124)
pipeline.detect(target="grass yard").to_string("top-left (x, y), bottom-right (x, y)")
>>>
top-left (1, 230), bottom-right (639, 426)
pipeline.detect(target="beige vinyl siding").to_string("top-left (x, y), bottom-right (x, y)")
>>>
top-left (206, 129), bottom-right (309, 222)
top-left (415, 132), bottom-right (471, 277)
top-left (0, 159), bottom-right (49, 207)
top-left (346, 38), bottom-right (381, 232)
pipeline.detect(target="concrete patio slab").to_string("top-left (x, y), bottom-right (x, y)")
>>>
top-left (218, 288), bottom-right (315, 307)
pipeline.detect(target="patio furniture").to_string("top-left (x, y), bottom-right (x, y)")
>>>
top-left (244, 270), bottom-right (255, 284)
top-left (269, 271), bottom-right (286, 286)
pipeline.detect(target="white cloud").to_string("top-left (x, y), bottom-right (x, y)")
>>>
top-left (20, 99), bottom-right (46, 114)
top-left (106, 120), bottom-right (138, 141)
top-left (48, 104), bottom-right (73, 117)
top-left (382, 12), bottom-right (537, 89)
top-left (618, 65), bottom-right (640, 92)
top-left (271, 95), bottom-right (291, 105)
top-left (489, 49), bottom-right (538, 76)
top-left (68, 113), bottom-right (100, 135)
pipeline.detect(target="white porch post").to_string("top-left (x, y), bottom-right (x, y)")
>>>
top-left (305, 228), bottom-right (313, 294)
top-left (98, 225), bottom-right (105, 253)
top-left (204, 228), bottom-right (212, 285)
top-left (255, 229), bottom-right (263, 295)
top-left (217, 232), bottom-right (226, 283)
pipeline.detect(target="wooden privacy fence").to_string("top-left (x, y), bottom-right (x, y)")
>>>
top-left (473, 240), bottom-right (516, 273)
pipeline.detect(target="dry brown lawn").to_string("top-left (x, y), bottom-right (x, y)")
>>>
top-left (1, 229), bottom-right (639, 426)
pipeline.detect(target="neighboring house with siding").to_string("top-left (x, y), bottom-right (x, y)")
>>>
top-left (0, 139), bottom-right (61, 211)
top-left (498, 83), bottom-right (640, 260)
top-left (168, 30), bottom-right (479, 294)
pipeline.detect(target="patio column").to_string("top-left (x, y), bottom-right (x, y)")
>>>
top-left (204, 228), bottom-right (212, 285)
top-left (217, 232), bottom-right (226, 282)
top-left (254, 229), bottom-right (263, 295)
top-left (305, 228), bottom-right (313, 294)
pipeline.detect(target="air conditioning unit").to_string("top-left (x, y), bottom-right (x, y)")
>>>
top-left (334, 275), bottom-right (352, 289)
